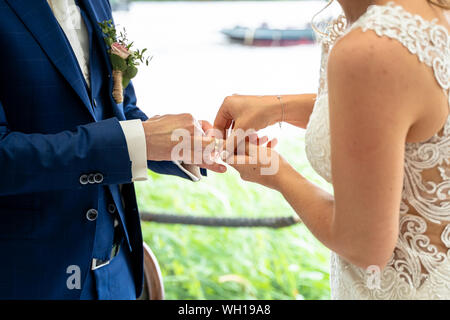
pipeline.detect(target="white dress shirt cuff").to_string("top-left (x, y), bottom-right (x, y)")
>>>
top-left (119, 119), bottom-right (148, 182)
top-left (173, 161), bottom-right (202, 182)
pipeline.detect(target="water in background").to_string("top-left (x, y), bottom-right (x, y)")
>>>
top-left (113, 0), bottom-right (342, 139)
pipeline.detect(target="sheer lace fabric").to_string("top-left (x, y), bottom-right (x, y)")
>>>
top-left (305, 2), bottom-right (450, 299)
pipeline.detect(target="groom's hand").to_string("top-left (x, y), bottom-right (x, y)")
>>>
top-left (142, 114), bottom-right (226, 173)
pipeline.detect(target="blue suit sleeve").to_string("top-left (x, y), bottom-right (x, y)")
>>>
top-left (122, 81), bottom-right (206, 180)
top-left (0, 102), bottom-right (133, 196)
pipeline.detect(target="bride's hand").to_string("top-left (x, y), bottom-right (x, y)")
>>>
top-left (214, 95), bottom-right (282, 139)
top-left (223, 139), bottom-right (289, 190)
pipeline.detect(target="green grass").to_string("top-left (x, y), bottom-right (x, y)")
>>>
top-left (136, 130), bottom-right (333, 299)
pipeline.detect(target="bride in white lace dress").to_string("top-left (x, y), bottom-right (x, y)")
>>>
top-left (214, 0), bottom-right (450, 299)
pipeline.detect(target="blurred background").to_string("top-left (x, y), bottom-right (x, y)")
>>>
top-left (112, 0), bottom-right (341, 300)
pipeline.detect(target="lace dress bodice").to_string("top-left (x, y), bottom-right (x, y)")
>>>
top-left (304, 2), bottom-right (450, 299)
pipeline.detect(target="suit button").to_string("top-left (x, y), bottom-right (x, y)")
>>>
top-left (108, 203), bottom-right (116, 214)
top-left (93, 98), bottom-right (97, 107)
top-left (94, 173), bottom-right (104, 184)
top-left (86, 209), bottom-right (98, 221)
top-left (79, 174), bottom-right (89, 185)
top-left (88, 174), bottom-right (95, 184)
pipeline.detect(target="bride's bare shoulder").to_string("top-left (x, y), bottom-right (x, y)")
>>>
top-left (327, 28), bottom-right (430, 125)
top-left (328, 28), bottom-right (422, 86)
top-left (328, 27), bottom-right (432, 101)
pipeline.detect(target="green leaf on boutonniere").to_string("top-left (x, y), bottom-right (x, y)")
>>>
top-left (122, 76), bottom-right (131, 89)
top-left (124, 65), bottom-right (138, 80)
top-left (99, 19), bottom-right (151, 101)
top-left (109, 54), bottom-right (127, 71)
top-left (105, 37), bottom-right (114, 47)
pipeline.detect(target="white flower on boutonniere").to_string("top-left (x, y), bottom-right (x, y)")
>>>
top-left (98, 20), bottom-right (152, 104)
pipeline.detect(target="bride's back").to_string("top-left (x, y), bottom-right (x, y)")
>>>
top-left (306, 0), bottom-right (450, 298)
top-left (392, 0), bottom-right (450, 296)
top-left (368, 0), bottom-right (450, 281)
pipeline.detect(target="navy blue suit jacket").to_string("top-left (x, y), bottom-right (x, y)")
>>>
top-left (0, 0), bottom-right (199, 299)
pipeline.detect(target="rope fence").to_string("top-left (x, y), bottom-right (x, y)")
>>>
top-left (140, 212), bottom-right (301, 229)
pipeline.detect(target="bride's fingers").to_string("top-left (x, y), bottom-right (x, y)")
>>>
top-left (199, 120), bottom-right (214, 135)
top-left (235, 137), bottom-right (274, 157)
top-left (267, 138), bottom-right (278, 148)
top-left (191, 136), bottom-right (228, 163)
top-left (247, 133), bottom-right (268, 145)
top-left (223, 129), bottom-right (265, 155)
top-left (223, 155), bottom-right (251, 169)
top-left (199, 162), bottom-right (227, 173)
top-left (223, 130), bottom-right (243, 155)
top-left (255, 135), bottom-right (269, 145)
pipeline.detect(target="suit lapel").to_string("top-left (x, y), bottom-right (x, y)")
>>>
top-left (5, 0), bottom-right (95, 119)
top-left (81, 0), bottom-right (127, 120)
top-left (80, 0), bottom-right (113, 75)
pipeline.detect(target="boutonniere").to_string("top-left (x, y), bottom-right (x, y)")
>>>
top-left (98, 20), bottom-right (152, 104)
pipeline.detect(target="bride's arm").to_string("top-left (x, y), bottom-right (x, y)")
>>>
top-left (214, 93), bottom-right (316, 137)
top-left (224, 31), bottom-right (426, 270)
top-left (278, 94), bottom-right (317, 129)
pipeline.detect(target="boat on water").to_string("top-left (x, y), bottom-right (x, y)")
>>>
top-left (110, 0), bottom-right (131, 11)
top-left (221, 24), bottom-right (316, 46)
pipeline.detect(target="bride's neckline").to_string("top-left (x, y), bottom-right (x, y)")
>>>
top-left (319, 1), bottom-right (450, 48)
top-left (351, 1), bottom-right (450, 36)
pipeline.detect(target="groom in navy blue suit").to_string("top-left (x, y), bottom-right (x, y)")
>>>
top-left (0, 0), bottom-right (223, 299)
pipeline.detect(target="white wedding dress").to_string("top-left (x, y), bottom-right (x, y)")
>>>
top-left (304, 2), bottom-right (450, 299)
